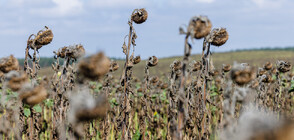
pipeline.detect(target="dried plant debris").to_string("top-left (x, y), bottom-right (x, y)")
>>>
top-left (0, 55), bottom-right (19, 73)
top-left (230, 63), bottom-right (255, 86)
top-left (78, 52), bottom-right (110, 81)
top-left (69, 90), bottom-right (109, 123)
top-left (54, 44), bottom-right (85, 59)
top-left (188, 15), bottom-right (212, 39)
top-left (131, 8), bottom-right (148, 24)
top-left (5, 71), bottom-right (28, 91)
top-left (19, 83), bottom-right (48, 106)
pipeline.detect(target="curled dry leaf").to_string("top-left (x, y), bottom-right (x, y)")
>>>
top-left (0, 55), bottom-right (19, 73)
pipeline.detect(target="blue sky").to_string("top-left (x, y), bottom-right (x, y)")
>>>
top-left (0, 0), bottom-right (294, 59)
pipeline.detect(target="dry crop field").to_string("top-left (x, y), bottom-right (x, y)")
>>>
top-left (0, 8), bottom-right (294, 140)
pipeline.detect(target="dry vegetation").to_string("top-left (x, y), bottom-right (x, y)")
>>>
top-left (0, 8), bottom-right (294, 140)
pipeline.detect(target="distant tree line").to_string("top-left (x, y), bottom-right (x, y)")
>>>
top-left (16, 47), bottom-right (293, 68)
top-left (17, 57), bottom-right (123, 68)
top-left (234, 46), bottom-right (294, 52)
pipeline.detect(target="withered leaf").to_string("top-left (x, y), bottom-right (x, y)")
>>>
top-left (122, 42), bottom-right (127, 55)
top-left (179, 27), bottom-right (186, 35)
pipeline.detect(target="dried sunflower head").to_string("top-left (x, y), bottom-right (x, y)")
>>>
top-left (188, 16), bottom-right (212, 39)
top-left (150, 76), bottom-right (159, 84)
top-left (171, 60), bottom-right (182, 71)
top-left (131, 8), bottom-right (148, 24)
top-left (78, 52), bottom-right (110, 81)
top-left (35, 27), bottom-right (53, 46)
top-left (54, 44), bottom-right (85, 60)
top-left (19, 84), bottom-right (48, 106)
top-left (67, 44), bottom-right (85, 59)
top-left (207, 28), bottom-right (229, 46)
top-left (133, 55), bottom-right (141, 64)
top-left (230, 63), bottom-right (255, 86)
top-left (191, 60), bottom-right (202, 72)
top-left (277, 60), bottom-right (292, 73)
top-left (28, 26), bottom-right (53, 49)
top-left (257, 68), bottom-right (267, 76)
top-left (161, 83), bottom-right (168, 89)
top-left (0, 55), bottom-right (19, 73)
top-left (109, 61), bottom-right (119, 72)
top-left (222, 64), bottom-right (232, 72)
top-left (55, 46), bottom-right (67, 58)
top-left (260, 73), bottom-right (273, 83)
top-left (264, 62), bottom-right (273, 70)
top-left (137, 87), bottom-right (143, 93)
top-left (148, 56), bottom-right (158, 67)
top-left (5, 71), bottom-right (28, 91)
top-left (69, 91), bottom-right (109, 123)
top-left (209, 69), bottom-right (219, 77)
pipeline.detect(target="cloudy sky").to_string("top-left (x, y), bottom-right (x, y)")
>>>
top-left (0, 0), bottom-right (294, 59)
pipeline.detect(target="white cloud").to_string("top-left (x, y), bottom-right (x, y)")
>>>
top-left (29, 0), bottom-right (84, 17)
top-left (169, 0), bottom-right (215, 7)
top-left (89, 0), bottom-right (148, 8)
top-left (0, 28), bottom-right (28, 36)
top-left (251, 0), bottom-right (285, 8)
top-left (4, 0), bottom-right (47, 8)
top-left (194, 0), bottom-right (215, 4)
